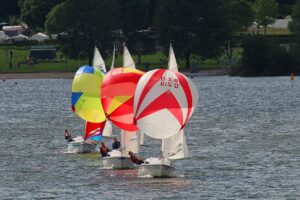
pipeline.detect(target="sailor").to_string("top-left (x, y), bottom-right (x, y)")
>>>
top-left (100, 142), bottom-right (110, 157)
top-left (64, 129), bottom-right (73, 142)
top-left (128, 151), bottom-right (144, 164)
top-left (112, 137), bottom-right (120, 149)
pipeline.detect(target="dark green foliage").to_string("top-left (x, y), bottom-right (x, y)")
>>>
top-left (45, 0), bottom-right (119, 65)
top-left (238, 35), bottom-right (296, 76)
top-left (289, 0), bottom-right (300, 44)
top-left (20, 0), bottom-right (64, 31)
top-left (253, 0), bottom-right (279, 36)
top-left (155, 0), bottom-right (254, 68)
top-left (118, 0), bottom-right (155, 62)
top-left (0, 0), bottom-right (20, 21)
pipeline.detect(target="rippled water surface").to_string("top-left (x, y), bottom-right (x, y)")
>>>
top-left (1, 76), bottom-right (300, 199)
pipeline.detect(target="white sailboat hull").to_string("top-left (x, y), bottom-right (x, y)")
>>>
top-left (138, 157), bottom-right (175, 178)
top-left (102, 156), bottom-right (136, 169)
top-left (67, 142), bottom-right (96, 153)
top-left (102, 150), bottom-right (136, 169)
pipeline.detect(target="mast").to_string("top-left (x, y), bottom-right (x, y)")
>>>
top-left (111, 44), bottom-right (115, 70)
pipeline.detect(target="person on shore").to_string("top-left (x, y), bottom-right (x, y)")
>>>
top-left (64, 129), bottom-right (73, 142)
top-left (128, 151), bottom-right (144, 164)
top-left (100, 142), bottom-right (110, 157)
top-left (112, 137), bottom-right (120, 150)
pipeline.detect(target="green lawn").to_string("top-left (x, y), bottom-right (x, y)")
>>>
top-left (0, 46), bottom-right (224, 73)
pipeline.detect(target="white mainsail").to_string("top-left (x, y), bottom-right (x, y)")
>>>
top-left (161, 43), bottom-right (188, 159)
top-left (168, 43), bottom-right (178, 71)
top-left (121, 130), bottom-right (140, 154)
top-left (162, 130), bottom-right (188, 159)
top-left (92, 46), bottom-right (106, 72)
top-left (123, 44), bottom-right (136, 69)
top-left (102, 120), bottom-right (113, 138)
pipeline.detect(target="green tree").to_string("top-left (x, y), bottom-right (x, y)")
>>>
top-left (289, 0), bottom-right (300, 44)
top-left (118, 0), bottom-right (152, 63)
top-left (224, 0), bottom-right (254, 66)
top-left (0, 0), bottom-right (20, 22)
top-left (155, 0), bottom-right (241, 68)
top-left (253, 0), bottom-right (279, 36)
top-left (45, 0), bottom-right (119, 65)
top-left (20, 0), bottom-right (63, 31)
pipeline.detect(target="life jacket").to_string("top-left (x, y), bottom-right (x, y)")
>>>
top-left (100, 146), bottom-right (108, 154)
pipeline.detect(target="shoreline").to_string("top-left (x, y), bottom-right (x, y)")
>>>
top-left (0, 69), bottom-right (227, 80)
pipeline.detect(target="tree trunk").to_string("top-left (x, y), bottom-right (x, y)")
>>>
top-left (88, 46), bottom-right (93, 66)
top-left (185, 51), bottom-right (190, 68)
top-left (137, 51), bottom-right (141, 64)
top-left (264, 26), bottom-right (267, 37)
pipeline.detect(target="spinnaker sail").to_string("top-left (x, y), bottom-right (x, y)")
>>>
top-left (71, 66), bottom-right (106, 123)
top-left (101, 67), bottom-right (144, 131)
top-left (134, 69), bottom-right (198, 139)
top-left (84, 121), bottom-right (106, 141)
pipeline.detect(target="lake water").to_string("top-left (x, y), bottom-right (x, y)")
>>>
top-left (0, 76), bottom-right (300, 199)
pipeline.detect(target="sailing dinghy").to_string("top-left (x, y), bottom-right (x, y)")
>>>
top-left (101, 45), bottom-right (144, 169)
top-left (134, 45), bottom-right (198, 177)
top-left (70, 65), bottom-right (106, 153)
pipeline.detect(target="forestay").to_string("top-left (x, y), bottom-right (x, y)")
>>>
top-left (134, 69), bottom-right (198, 139)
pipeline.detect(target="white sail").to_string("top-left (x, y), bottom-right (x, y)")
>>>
top-left (162, 130), bottom-right (188, 160)
top-left (139, 132), bottom-right (144, 145)
top-left (102, 120), bottom-right (113, 138)
top-left (121, 130), bottom-right (140, 154)
top-left (168, 44), bottom-right (178, 72)
top-left (92, 46), bottom-right (106, 72)
top-left (111, 45), bottom-right (116, 70)
top-left (123, 44), bottom-right (136, 69)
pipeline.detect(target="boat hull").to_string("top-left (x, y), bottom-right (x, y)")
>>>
top-left (138, 164), bottom-right (175, 178)
top-left (67, 142), bottom-right (96, 153)
top-left (138, 157), bottom-right (175, 178)
top-left (102, 156), bottom-right (136, 169)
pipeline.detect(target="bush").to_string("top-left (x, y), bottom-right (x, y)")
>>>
top-left (237, 35), bottom-right (297, 76)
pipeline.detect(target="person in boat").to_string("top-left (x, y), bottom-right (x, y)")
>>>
top-left (100, 142), bottom-right (110, 157)
top-left (128, 151), bottom-right (144, 164)
top-left (112, 137), bottom-right (120, 150)
top-left (64, 129), bottom-right (73, 142)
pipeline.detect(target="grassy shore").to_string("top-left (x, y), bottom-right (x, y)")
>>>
top-left (0, 46), bottom-right (225, 73)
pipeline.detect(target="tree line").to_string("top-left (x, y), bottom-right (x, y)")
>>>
top-left (1, 0), bottom-right (300, 76)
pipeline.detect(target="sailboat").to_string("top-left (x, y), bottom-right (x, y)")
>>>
top-left (134, 44), bottom-right (198, 177)
top-left (100, 44), bottom-right (144, 169)
top-left (69, 47), bottom-right (117, 153)
top-left (70, 64), bottom-right (106, 153)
